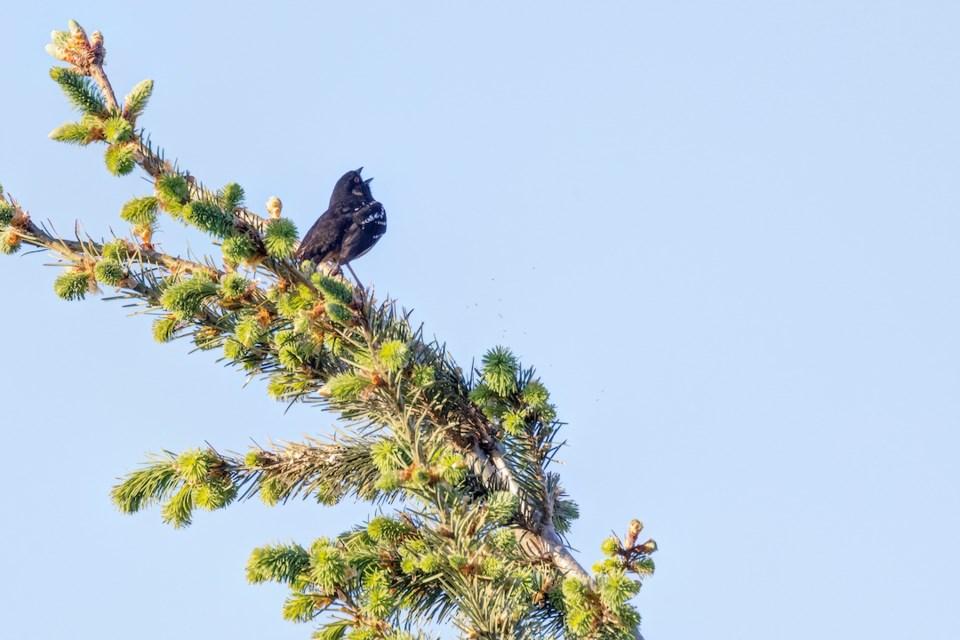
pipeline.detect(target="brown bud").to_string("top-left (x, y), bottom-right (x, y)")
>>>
top-left (626, 518), bottom-right (644, 547)
top-left (636, 539), bottom-right (658, 554)
top-left (135, 226), bottom-right (154, 250)
top-left (266, 196), bottom-right (282, 219)
top-left (11, 210), bottom-right (30, 230)
top-left (90, 31), bottom-right (105, 64)
top-left (308, 301), bottom-right (326, 320)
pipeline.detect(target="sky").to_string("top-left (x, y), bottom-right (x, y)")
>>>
top-left (1, 2), bottom-right (958, 639)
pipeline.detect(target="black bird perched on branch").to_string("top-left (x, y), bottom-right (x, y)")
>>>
top-left (294, 168), bottom-right (387, 280)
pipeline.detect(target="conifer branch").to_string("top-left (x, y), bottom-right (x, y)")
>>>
top-left (89, 65), bottom-right (119, 113)
top-left (19, 215), bottom-right (219, 280)
top-left (3, 21), bottom-right (657, 639)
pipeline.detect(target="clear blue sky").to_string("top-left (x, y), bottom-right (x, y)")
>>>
top-left (2, 2), bottom-right (958, 639)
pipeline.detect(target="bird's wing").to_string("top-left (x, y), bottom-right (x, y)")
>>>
top-left (352, 201), bottom-right (386, 234)
top-left (340, 201), bottom-right (387, 262)
top-left (294, 208), bottom-right (343, 262)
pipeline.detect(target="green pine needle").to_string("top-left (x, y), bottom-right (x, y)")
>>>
top-left (53, 271), bottom-right (90, 301)
top-left (267, 376), bottom-right (309, 401)
top-left (221, 233), bottom-right (259, 264)
top-left (480, 557), bottom-right (505, 579)
top-left (271, 330), bottom-right (295, 349)
top-left (192, 327), bottom-right (222, 351)
top-left (160, 484), bottom-right (195, 528)
top-left (221, 183), bottom-right (245, 212)
top-left (325, 301), bottom-right (353, 325)
top-left (379, 340), bottom-right (410, 373)
top-left (411, 363), bottom-right (436, 387)
top-left (361, 570), bottom-right (395, 618)
top-left (309, 541), bottom-right (346, 591)
top-left (100, 238), bottom-right (130, 261)
top-left (0, 201), bottom-right (14, 227)
top-left (468, 383), bottom-right (495, 405)
top-left (103, 115), bottom-right (134, 143)
top-left (278, 340), bottom-right (314, 370)
top-left (313, 623), bottom-right (349, 640)
top-left (235, 315), bottom-right (266, 348)
top-left (521, 380), bottom-right (550, 409)
top-left (243, 451), bottom-right (264, 467)
top-left (123, 79), bottom-right (153, 118)
top-left (366, 516), bottom-right (410, 542)
top-left (247, 543), bottom-right (310, 585)
top-left (258, 476), bottom-right (287, 506)
top-left (561, 576), bottom-right (586, 602)
top-left (50, 67), bottom-right (106, 115)
top-left (104, 144), bottom-right (136, 176)
top-left (183, 201), bottom-right (234, 238)
top-left (223, 338), bottom-right (247, 361)
top-left (151, 316), bottom-right (179, 343)
top-left (49, 120), bottom-right (96, 145)
top-left (485, 491), bottom-right (520, 523)
top-left (194, 477), bottom-right (238, 511)
top-left (0, 229), bottom-right (22, 255)
top-left (600, 536), bottom-right (620, 557)
top-left (263, 217), bottom-right (298, 259)
top-left (111, 458), bottom-right (180, 514)
top-left (593, 558), bottom-right (620, 575)
top-left (438, 454), bottom-right (467, 485)
top-left (374, 470), bottom-right (401, 492)
top-left (94, 259), bottom-right (127, 286)
top-left (501, 410), bottom-right (527, 437)
top-left (282, 593), bottom-right (320, 623)
top-left (418, 554), bottom-right (441, 573)
top-left (219, 272), bottom-right (250, 300)
top-left (323, 372), bottom-right (371, 402)
top-left (370, 441), bottom-right (402, 473)
top-left (156, 174), bottom-right (190, 212)
top-left (159, 278), bottom-right (218, 319)
top-left (633, 557), bottom-right (655, 575)
top-left (176, 448), bottom-right (215, 483)
top-left (313, 274), bottom-right (353, 305)
top-left (598, 571), bottom-right (641, 609)
top-left (565, 607), bottom-right (595, 637)
top-left (481, 346), bottom-right (519, 396)
top-left (488, 529), bottom-right (518, 553)
top-left (47, 29), bottom-right (70, 56)
top-left (553, 498), bottom-right (580, 534)
top-left (120, 196), bottom-right (158, 227)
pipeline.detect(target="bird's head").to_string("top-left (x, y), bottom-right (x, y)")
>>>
top-left (330, 168), bottom-right (375, 206)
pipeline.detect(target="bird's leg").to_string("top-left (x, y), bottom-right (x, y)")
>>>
top-left (345, 263), bottom-right (366, 295)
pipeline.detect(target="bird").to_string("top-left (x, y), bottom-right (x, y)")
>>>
top-left (295, 168), bottom-right (387, 281)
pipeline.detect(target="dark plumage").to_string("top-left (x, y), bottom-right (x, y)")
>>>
top-left (295, 168), bottom-right (387, 270)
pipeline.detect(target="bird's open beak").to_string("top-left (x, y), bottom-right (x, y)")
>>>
top-left (356, 166), bottom-right (364, 174)
top-left (363, 177), bottom-right (374, 184)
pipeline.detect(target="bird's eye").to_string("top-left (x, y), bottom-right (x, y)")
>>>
top-left (353, 176), bottom-right (361, 183)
